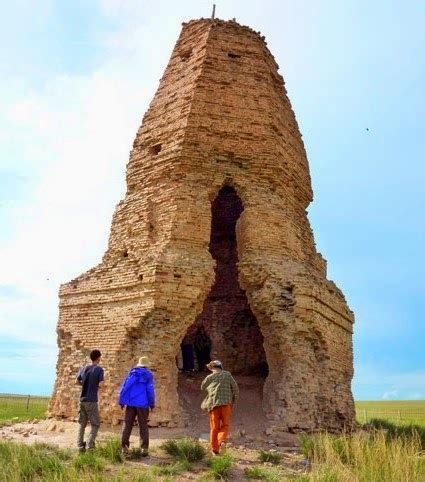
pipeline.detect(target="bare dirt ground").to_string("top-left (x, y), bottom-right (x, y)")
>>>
top-left (178, 373), bottom-right (269, 439)
top-left (0, 374), bottom-right (303, 480)
top-left (0, 418), bottom-right (184, 450)
top-left (0, 419), bottom-right (305, 481)
top-left (0, 374), bottom-right (298, 451)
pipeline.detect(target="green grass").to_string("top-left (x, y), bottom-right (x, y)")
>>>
top-left (130, 474), bottom-right (155, 482)
top-left (73, 451), bottom-right (106, 472)
top-left (2, 395), bottom-right (423, 428)
top-left (0, 395), bottom-right (49, 426)
top-left (355, 400), bottom-right (425, 426)
top-left (245, 466), bottom-right (285, 481)
top-left (1, 428), bottom-right (424, 482)
top-left (245, 466), bottom-right (269, 479)
top-left (1, 401), bottom-right (425, 482)
top-left (131, 471), bottom-right (158, 482)
top-left (96, 436), bottom-right (124, 463)
top-left (0, 440), bottom-right (67, 481)
top-left (207, 454), bottom-right (234, 479)
top-left (366, 418), bottom-right (425, 450)
top-left (160, 437), bottom-right (206, 462)
top-left (0, 439), bottom-right (158, 481)
top-left (258, 450), bottom-right (282, 465)
top-left (300, 429), bottom-right (425, 481)
top-left (150, 460), bottom-right (191, 476)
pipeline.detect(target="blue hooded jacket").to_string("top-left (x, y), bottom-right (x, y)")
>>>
top-left (118, 367), bottom-right (155, 409)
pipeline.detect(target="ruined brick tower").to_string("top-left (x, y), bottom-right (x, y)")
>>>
top-left (50, 18), bottom-right (355, 432)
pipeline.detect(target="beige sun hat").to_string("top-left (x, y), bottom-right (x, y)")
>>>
top-left (137, 356), bottom-right (151, 367)
top-left (207, 360), bottom-right (223, 369)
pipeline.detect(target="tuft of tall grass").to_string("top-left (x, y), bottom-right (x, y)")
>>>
top-left (150, 461), bottom-right (191, 476)
top-left (125, 446), bottom-right (143, 460)
top-left (300, 429), bottom-right (425, 481)
top-left (367, 418), bottom-right (425, 450)
top-left (0, 440), bottom-right (66, 481)
top-left (161, 437), bottom-right (206, 462)
top-left (73, 451), bottom-right (106, 472)
top-left (245, 465), bottom-right (286, 481)
top-left (130, 474), bottom-right (155, 482)
top-left (0, 439), bottom-right (160, 482)
top-left (258, 450), bottom-right (282, 465)
top-left (245, 466), bottom-right (268, 479)
top-left (208, 454), bottom-right (234, 479)
top-left (96, 436), bottom-right (124, 463)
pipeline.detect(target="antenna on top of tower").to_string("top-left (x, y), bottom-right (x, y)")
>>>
top-left (211, 4), bottom-right (216, 19)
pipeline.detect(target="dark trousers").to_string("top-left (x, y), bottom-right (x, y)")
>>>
top-left (195, 347), bottom-right (211, 372)
top-left (181, 343), bottom-right (195, 371)
top-left (121, 406), bottom-right (150, 449)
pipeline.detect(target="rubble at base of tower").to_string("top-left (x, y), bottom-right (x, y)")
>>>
top-left (49, 18), bottom-right (355, 432)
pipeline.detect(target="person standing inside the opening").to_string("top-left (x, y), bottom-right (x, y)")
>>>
top-left (119, 356), bottom-right (155, 457)
top-left (201, 360), bottom-right (239, 455)
top-left (194, 326), bottom-right (212, 372)
top-left (76, 349), bottom-right (104, 452)
top-left (181, 331), bottom-right (196, 374)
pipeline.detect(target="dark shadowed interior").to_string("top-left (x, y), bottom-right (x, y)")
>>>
top-left (178, 186), bottom-right (268, 433)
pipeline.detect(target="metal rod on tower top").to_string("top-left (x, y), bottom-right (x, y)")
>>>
top-left (211, 4), bottom-right (216, 19)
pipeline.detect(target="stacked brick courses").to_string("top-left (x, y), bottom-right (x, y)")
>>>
top-left (50, 18), bottom-right (355, 431)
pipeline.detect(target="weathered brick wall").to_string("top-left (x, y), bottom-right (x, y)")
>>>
top-left (49, 18), bottom-right (355, 431)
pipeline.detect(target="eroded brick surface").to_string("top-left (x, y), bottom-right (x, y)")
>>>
top-left (50, 19), bottom-right (355, 431)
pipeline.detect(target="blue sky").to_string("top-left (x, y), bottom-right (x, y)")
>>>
top-left (0, 0), bottom-right (424, 400)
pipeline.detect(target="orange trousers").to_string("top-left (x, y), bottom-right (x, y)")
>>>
top-left (208, 404), bottom-right (232, 453)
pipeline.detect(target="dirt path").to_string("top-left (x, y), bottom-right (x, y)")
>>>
top-left (1, 374), bottom-right (298, 451)
top-left (0, 418), bottom-right (297, 451)
top-left (178, 373), bottom-right (269, 440)
top-left (0, 419), bottom-right (304, 481)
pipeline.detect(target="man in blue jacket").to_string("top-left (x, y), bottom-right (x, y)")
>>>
top-left (119, 356), bottom-right (155, 457)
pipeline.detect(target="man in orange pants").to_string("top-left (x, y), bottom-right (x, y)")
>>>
top-left (201, 360), bottom-right (239, 455)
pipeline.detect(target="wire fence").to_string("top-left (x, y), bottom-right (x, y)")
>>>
top-left (0, 395), bottom-right (50, 413)
top-left (1, 395), bottom-right (424, 425)
top-left (356, 408), bottom-right (425, 424)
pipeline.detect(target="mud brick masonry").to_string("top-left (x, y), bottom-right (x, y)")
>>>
top-left (49, 18), bottom-right (355, 432)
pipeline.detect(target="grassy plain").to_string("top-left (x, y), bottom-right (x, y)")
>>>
top-left (300, 429), bottom-right (425, 481)
top-left (0, 395), bottom-right (49, 426)
top-left (0, 431), bottom-right (424, 481)
top-left (355, 400), bottom-right (425, 426)
top-left (1, 395), bottom-right (424, 426)
top-left (1, 396), bottom-right (425, 480)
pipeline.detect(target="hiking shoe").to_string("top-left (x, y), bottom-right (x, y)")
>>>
top-left (121, 446), bottom-right (130, 459)
top-left (78, 442), bottom-right (86, 453)
top-left (141, 448), bottom-right (149, 457)
top-left (219, 442), bottom-right (227, 454)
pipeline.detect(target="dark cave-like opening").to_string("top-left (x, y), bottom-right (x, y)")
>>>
top-left (177, 186), bottom-right (268, 434)
top-left (179, 186), bottom-right (268, 376)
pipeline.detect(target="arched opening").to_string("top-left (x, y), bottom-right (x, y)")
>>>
top-left (177, 186), bottom-right (268, 435)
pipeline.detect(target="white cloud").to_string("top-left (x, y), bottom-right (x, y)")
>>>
top-left (409, 393), bottom-right (424, 400)
top-left (1, 1), bottom-right (217, 394)
top-left (0, 345), bottom-right (56, 381)
top-left (0, 5), bottom-right (174, 351)
top-left (354, 362), bottom-right (425, 400)
top-left (382, 390), bottom-right (399, 400)
top-left (2, 1), bottom-right (423, 397)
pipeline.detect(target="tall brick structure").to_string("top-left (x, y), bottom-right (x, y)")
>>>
top-left (50, 18), bottom-right (355, 432)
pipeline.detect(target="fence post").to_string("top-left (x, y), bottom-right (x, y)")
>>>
top-left (26, 394), bottom-right (30, 412)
